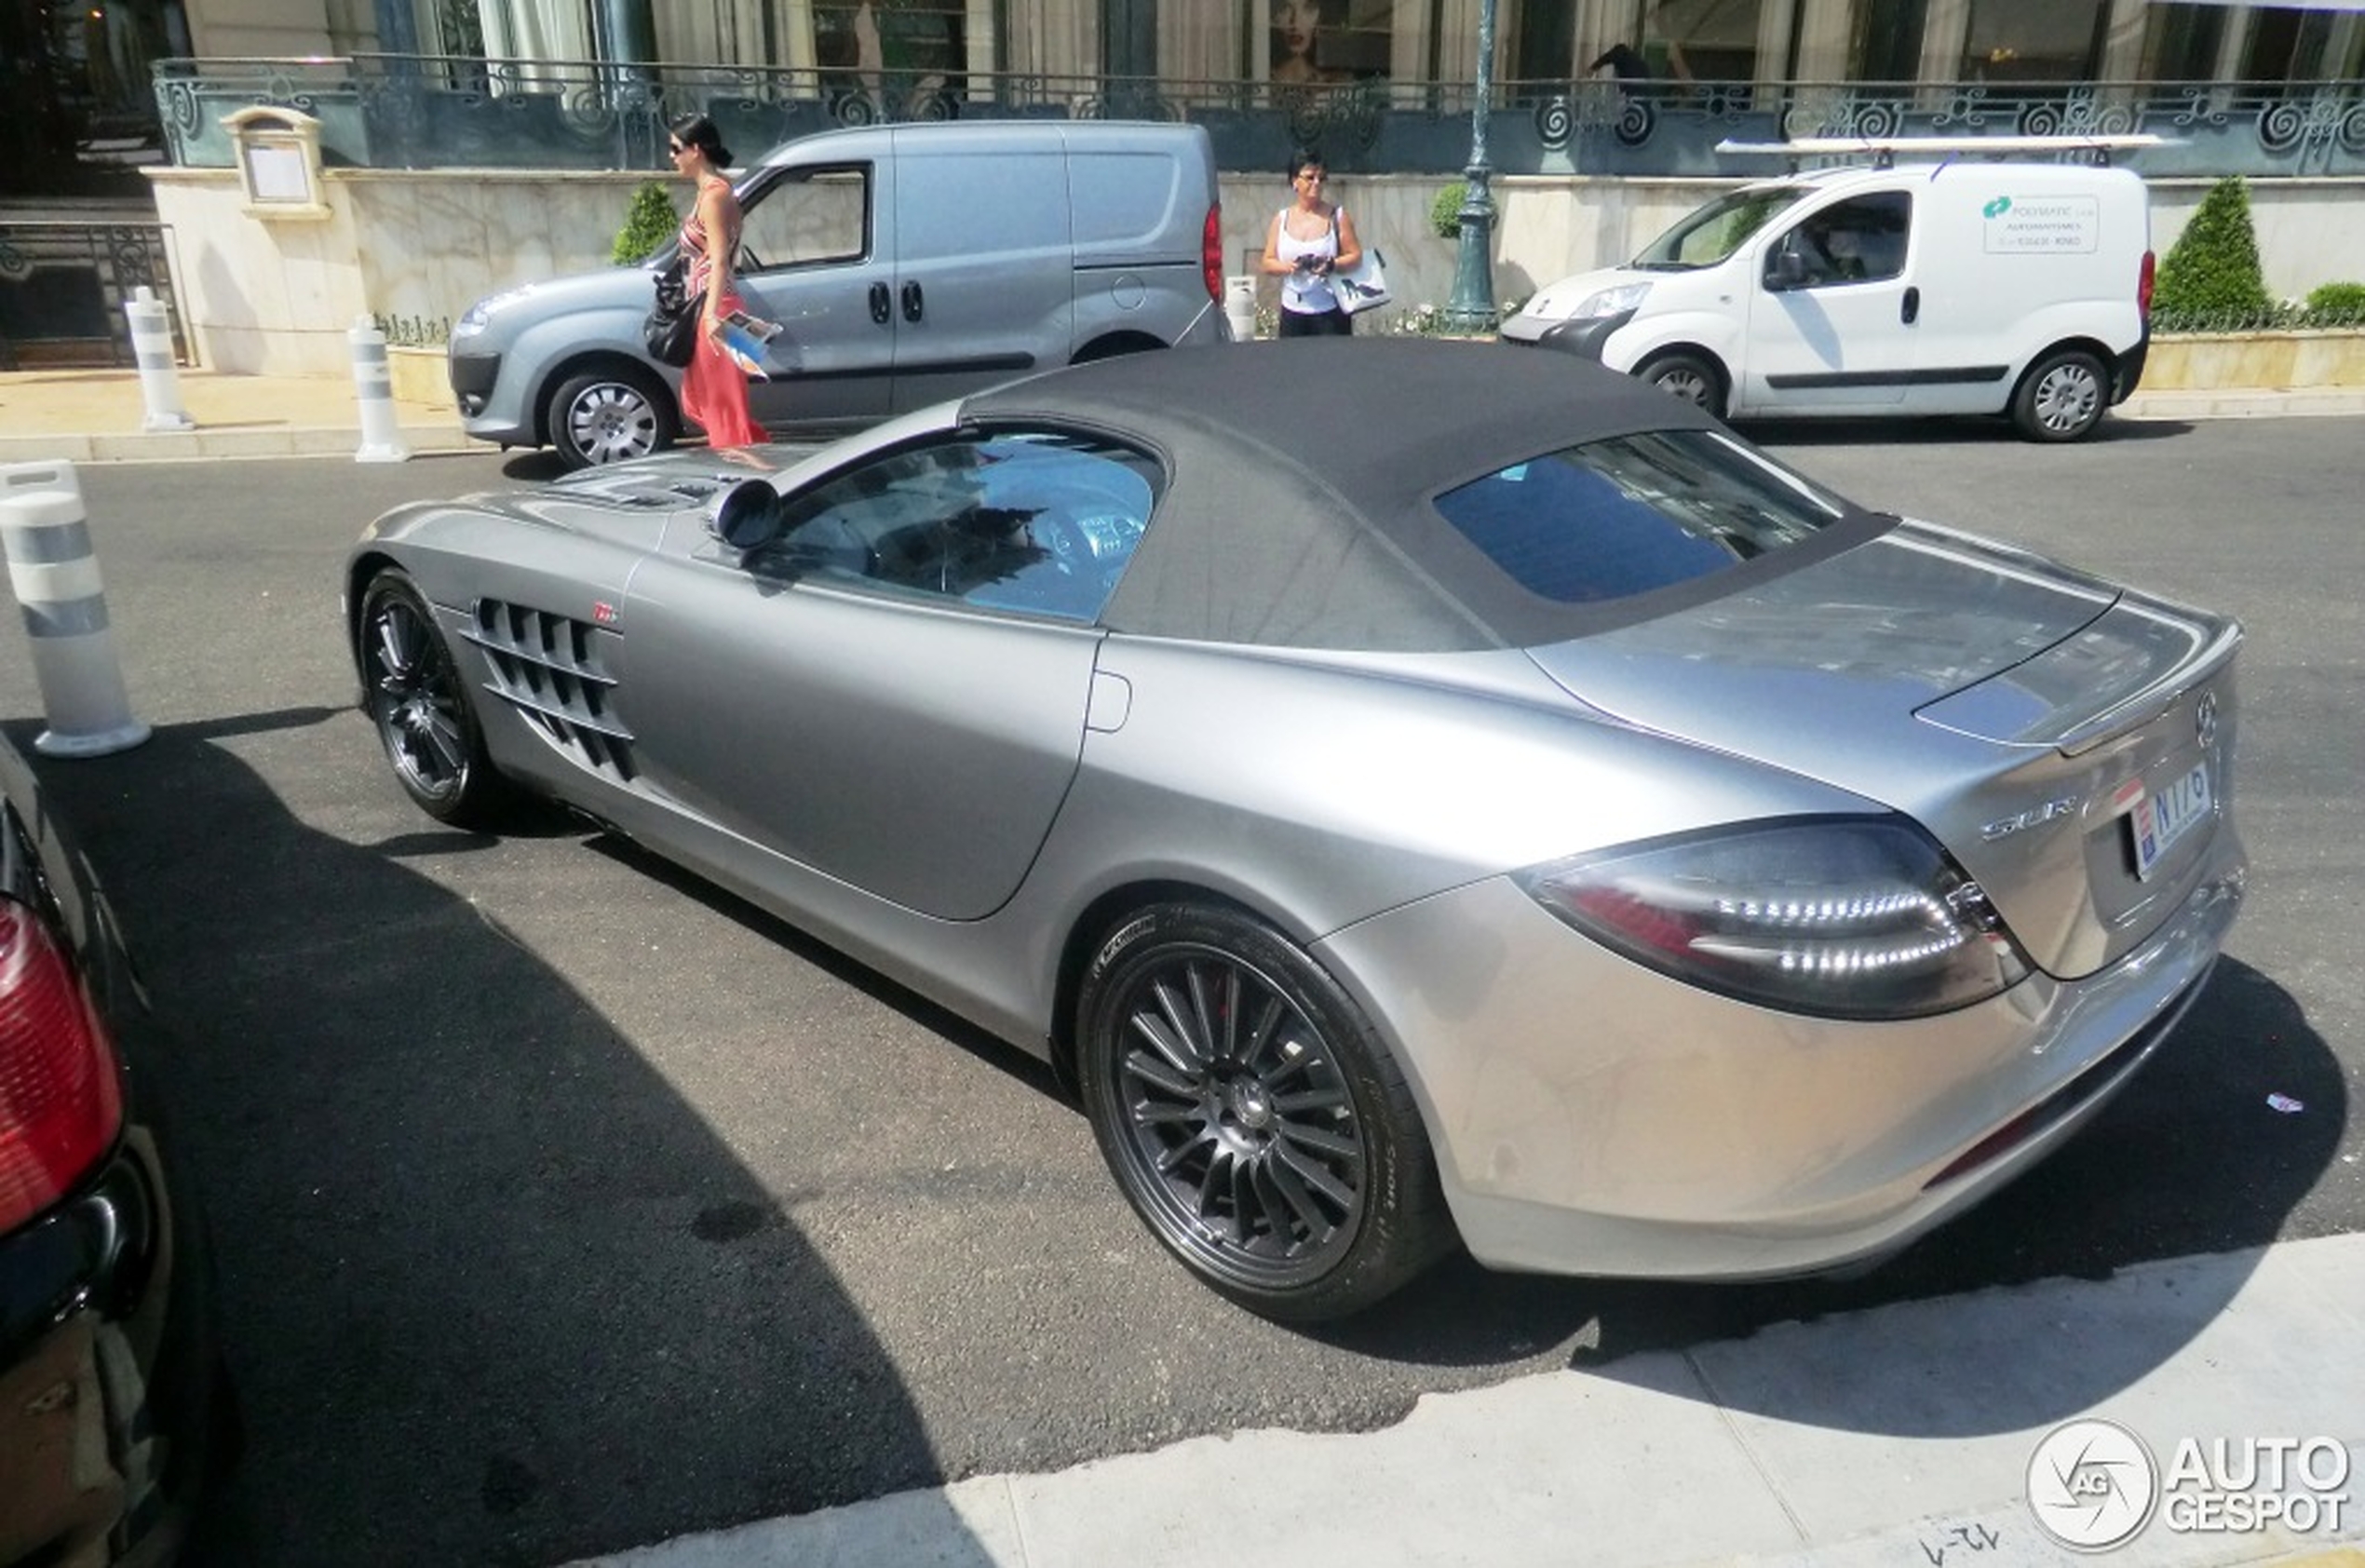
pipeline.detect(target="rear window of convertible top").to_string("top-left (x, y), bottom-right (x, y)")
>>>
top-left (1431, 428), bottom-right (1851, 604)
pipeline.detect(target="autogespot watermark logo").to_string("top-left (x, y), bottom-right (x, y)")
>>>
top-left (2027, 1420), bottom-right (2355, 1552)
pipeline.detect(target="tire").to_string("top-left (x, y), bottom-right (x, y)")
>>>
top-left (547, 365), bottom-right (678, 469)
top-left (1075, 902), bottom-right (1452, 1321)
top-left (1636, 350), bottom-right (1726, 419)
top-left (2012, 348), bottom-right (2108, 442)
top-left (358, 569), bottom-right (514, 828)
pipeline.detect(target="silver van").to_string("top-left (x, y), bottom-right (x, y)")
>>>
top-left (449, 120), bottom-right (1228, 467)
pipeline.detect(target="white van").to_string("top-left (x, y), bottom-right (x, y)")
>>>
top-left (1501, 138), bottom-right (2157, 441)
top-left (451, 120), bottom-right (1227, 467)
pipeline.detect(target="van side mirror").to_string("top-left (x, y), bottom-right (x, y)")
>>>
top-left (710, 480), bottom-right (786, 551)
top-left (1765, 239), bottom-right (1808, 292)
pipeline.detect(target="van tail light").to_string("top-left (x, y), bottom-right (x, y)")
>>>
top-left (1202, 203), bottom-right (1223, 303)
top-left (0, 898), bottom-right (123, 1234)
top-left (2138, 250), bottom-right (2156, 319)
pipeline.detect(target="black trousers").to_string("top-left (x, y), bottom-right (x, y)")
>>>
top-left (1277, 304), bottom-right (1352, 337)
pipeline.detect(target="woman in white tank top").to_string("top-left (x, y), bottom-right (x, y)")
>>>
top-left (1262, 146), bottom-right (1364, 337)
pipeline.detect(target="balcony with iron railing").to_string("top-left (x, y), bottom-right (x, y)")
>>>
top-left (153, 55), bottom-right (2365, 182)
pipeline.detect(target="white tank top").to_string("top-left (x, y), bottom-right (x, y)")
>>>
top-left (1276, 207), bottom-right (1342, 314)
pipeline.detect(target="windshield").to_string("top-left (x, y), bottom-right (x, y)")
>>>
top-left (1632, 187), bottom-right (1810, 271)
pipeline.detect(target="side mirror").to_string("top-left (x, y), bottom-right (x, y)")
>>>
top-left (710, 480), bottom-right (785, 551)
top-left (1765, 240), bottom-right (1808, 291)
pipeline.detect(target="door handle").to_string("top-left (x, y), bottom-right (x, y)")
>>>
top-left (901, 281), bottom-right (924, 322)
top-left (869, 280), bottom-right (891, 325)
top-left (1901, 286), bottom-right (1921, 325)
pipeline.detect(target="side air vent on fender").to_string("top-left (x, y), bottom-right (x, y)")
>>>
top-left (465, 600), bottom-right (637, 781)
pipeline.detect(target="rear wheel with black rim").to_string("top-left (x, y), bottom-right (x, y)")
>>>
top-left (1075, 902), bottom-right (1452, 1321)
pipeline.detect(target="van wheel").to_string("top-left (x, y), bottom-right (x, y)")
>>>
top-left (1636, 351), bottom-right (1726, 419)
top-left (2012, 349), bottom-right (2108, 442)
top-left (548, 366), bottom-right (679, 469)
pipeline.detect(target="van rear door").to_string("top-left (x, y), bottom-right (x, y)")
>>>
top-left (1740, 188), bottom-right (1919, 412)
top-left (887, 128), bottom-right (1074, 412)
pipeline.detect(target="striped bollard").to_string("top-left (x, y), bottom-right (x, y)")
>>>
top-left (1, 465), bottom-right (150, 758)
top-left (126, 285), bottom-right (195, 433)
top-left (348, 315), bottom-right (410, 464)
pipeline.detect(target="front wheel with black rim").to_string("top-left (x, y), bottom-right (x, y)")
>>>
top-left (547, 364), bottom-right (678, 469)
top-left (358, 569), bottom-right (513, 828)
top-left (2011, 347), bottom-right (2108, 442)
top-left (1075, 902), bottom-right (1452, 1322)
top-left (1635, 350), bottom-right (1726, 419)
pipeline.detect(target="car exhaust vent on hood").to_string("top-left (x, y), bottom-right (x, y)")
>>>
top-left (466, 600), bottom-right (639, 782)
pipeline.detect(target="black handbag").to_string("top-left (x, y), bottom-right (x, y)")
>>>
top-left (642, 255), bottom-right (704, 368)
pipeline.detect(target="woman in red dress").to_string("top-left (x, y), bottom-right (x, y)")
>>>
top-left (668, 115), bottom-right (766, 450)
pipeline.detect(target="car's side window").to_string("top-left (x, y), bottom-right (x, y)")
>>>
top-left (737, 166), bottom-right (869, 275)
top-left (755, 430), bottom-right (1158, 622)
top-left (1780, 191), bottom-right (1912, 288)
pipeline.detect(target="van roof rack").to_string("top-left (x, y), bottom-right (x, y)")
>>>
top-left (1714, 133), bottom-right (2173, 169)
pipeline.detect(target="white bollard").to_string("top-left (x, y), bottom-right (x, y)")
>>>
top-left (1225, 276), bottom-right (1258, 343)
top-left (2, 476), bottom-right (150, 759)
top-left (347, 315), bottom-right (411, 464)
top-left (0, 460), bottom-right (84, 507)
top-left (126, 285), bottom-right (195, 432)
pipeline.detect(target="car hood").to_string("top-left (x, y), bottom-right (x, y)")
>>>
top-left (1523, 520), bottom-right (2244, 978)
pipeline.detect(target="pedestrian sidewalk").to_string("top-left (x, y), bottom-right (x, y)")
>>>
top-left (0, 365), bottom-right (473, 465)
top-left (4, 367), bottom-right (2362, 469)
top-left (577, 1235), bottom-right (2365, 1568)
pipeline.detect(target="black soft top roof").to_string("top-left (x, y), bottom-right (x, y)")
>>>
top-left (961, 339), bottom-right (1878, 651)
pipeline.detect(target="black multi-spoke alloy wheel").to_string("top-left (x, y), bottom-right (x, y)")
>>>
top-left (1637, 349), bottom-right (1727, 419)
top-left (1077, 903), bottom-right (1451, 1321)
top-left (2011, 346), bottom-right (2109, 442)
top-left (358, 569), bottom-right (510, 827)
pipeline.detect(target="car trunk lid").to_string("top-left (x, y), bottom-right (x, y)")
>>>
top-left (1523, 520), bottom-right (2241, 978)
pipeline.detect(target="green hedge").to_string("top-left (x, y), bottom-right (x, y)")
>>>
top-left (613, 180), bottom-right (680, 264)
top-left (2153, 176), bottom-right (2271, 319)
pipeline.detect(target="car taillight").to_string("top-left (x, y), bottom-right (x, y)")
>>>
top-left (1518, 817), bottom-right (2032, 1021)
top-left (0, 898), bottom-right (122, 1233)
top-left (1202, 203), bottom-right (1223, 304)
top-left (2139, 250), bottom-right (2156, 319)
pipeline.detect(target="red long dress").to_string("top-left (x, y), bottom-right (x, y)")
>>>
top-left (677, 177), bottom-right (765, 449)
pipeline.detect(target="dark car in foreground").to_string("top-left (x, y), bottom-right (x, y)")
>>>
top-left (345, 341), bottom-right (2244, 1321)
top-left (1, 729), bottom-right (223, 1564)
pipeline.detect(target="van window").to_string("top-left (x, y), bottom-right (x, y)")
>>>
top-left (1780, 192), bottom-right (1912, 288)
top-left (1634, 186), bottom-right (1809, 270)
top-left (740, 167), bottom-right (869, 273)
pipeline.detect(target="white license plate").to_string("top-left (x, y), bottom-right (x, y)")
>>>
top-left (2128, 763), bottom-right (2211, 881)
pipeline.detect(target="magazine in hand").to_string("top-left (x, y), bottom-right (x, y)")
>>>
top-left (721, 311), bottom-right (782, 380)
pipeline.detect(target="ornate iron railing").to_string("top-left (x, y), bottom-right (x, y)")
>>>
top-left (0, 216), bottom-right (185, 371)
top-left (152, 56), bottom-right (2365, 181)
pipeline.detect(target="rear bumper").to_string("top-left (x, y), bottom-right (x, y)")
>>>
top-left (1316, 828), bottom-right (2244, 1282)
top-left (2112, 331), bottom-right (2150, 406)
top-left (0, 1074), bottom-right (223, 1568)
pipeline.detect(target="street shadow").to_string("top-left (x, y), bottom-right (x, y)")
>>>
top-left (1318, 954), bottom-right (2345, 1435)
top-left (1741, 412), bottom-right (2192, 447)
top-left (4, 710), bottom-right (989, 1568)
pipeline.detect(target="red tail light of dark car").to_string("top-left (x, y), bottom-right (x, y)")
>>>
top-left (0, 897), bottom-right (124, 1234)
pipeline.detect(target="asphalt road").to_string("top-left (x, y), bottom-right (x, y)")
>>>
top-left (2, 412), bottom-right (2358, 1567)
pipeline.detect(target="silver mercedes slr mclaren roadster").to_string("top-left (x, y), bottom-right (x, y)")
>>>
top-left (345, 341), bottom-right (2245, 1322)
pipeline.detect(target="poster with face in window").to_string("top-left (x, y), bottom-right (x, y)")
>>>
top-left (816, 0), bottom-right (966, 119)
top-left (1271, 0), bottom-right (1390, 87)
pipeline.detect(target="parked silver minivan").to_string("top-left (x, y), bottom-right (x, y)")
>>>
top-left (449, 120), bottom-right (1229, 467)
